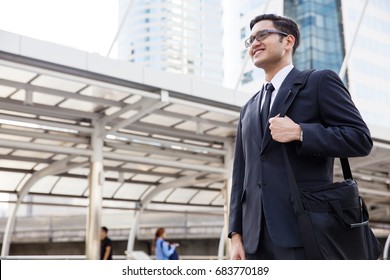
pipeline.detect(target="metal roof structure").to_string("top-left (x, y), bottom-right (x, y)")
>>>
top-left (0, 30), bottom-right (389, 259)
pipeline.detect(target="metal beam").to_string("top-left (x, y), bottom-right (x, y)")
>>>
top-left (0, 97), bottom-right (100, 121)
top-left (107, 91), bottom-right (169, 134)
top-left (109, 131), bottom-right (226, 155)
top-left (128, 121), bottom-right (233, 144)
top-left (169, 97), bottom-right (240, 117)
top-left (0, 139), bottom-right (93, 157)
top-left (100, 97), bottom-right (155, 125)
top-left (0, 127), bottom-right (89, 145)
top-left (0, 113), bottom-right (94, 133)
top-left (0, 190), bottom-right (225, 210)
top-left (350, 155), bottom-right (390, 169)
top-left (103, 151), bottom-right (226, 173)
top-left (0, 78), bottom-right (122, 108)
top-left (153, 109), bottom-right (237, 129)
top-left (105, 142), bottom-right (223, 164)
top-left (358, 188), bottom-right (390, 197)
top-left (0, 155), bottom-right (51, 164)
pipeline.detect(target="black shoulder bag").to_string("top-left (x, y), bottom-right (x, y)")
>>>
top-left (281, 70), bottom-right (382, 259)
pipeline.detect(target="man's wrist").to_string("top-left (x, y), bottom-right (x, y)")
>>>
top-left (231, 232), bottom-right (242, 240)
top-left (296, 124), bottom-right (303, 141)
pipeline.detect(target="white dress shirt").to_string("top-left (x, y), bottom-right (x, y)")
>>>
top-left (260, 64), bottom-right (294, 111)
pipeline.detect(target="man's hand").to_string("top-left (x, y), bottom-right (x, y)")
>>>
top-left (269, 115), bottom-right (302, 143)
top-left (230, 234), bottom-right (246, 260)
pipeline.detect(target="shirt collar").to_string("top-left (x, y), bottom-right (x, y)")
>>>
top-left (263, 64), bottom-right (294, 91)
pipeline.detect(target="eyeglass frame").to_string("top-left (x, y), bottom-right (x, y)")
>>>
top-left (244, 29), bottom-right (289, 48)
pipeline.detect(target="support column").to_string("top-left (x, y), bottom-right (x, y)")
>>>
top-left (1, 203), bottom-right (19, 257)
top-left (126, 210), bottom-right (142, 259)
top-left (218, 142), bottom-right (234, 259)
top-left (86, 124), bottom-right (104, 260)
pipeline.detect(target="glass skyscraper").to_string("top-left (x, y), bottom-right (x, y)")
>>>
top-left (118, 0), bottom-right (224, 84)
top-left (341, 0), bottom-right (390, 139)
top-left (284, 0), bottom-right (345, 74)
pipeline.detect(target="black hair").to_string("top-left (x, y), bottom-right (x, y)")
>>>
top-left (250, 14), bottom-right (300, 54)
top-left (101, 226), bottom-right (108, 233)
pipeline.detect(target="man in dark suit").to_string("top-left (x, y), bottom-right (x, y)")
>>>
top-left (228, 14), bottom-right (372, 260)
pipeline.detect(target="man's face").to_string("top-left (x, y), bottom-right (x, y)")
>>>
top-left (100, 229), bottom-right (106, 240)
top-left (248, 20), bottom-right (288, 70)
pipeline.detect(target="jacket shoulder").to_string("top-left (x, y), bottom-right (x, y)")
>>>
top-left (240, 91), bottom-right (259, 114)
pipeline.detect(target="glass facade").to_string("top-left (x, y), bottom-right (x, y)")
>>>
top-left (222, 0), bottom-right (283, 92)
top-left (341, 0), bottom-right (390, 136)
top-left (118, 0), bottom-right (223, 84)
top-left (284, 0), bottom-right (345, 74)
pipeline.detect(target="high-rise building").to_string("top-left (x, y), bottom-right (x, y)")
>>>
top-left (284, 0), bottom-right (345, 75)
top-left (340, 0), bottom-right (390, 139)
top-left (118, 0), bottom-right (224, 84)
top-left (222, 0), bottom-right (283, 93)
top-left (223, 0), bottom-right (390, 139)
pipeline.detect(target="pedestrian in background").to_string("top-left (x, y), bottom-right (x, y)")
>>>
top-left (100, 226), bottom-right (113, 260)
top-left (153, 227), bottom-right (179, 260)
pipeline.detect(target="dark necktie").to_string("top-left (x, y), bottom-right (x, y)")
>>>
top-left (261, 83), bottom-right (275, 133)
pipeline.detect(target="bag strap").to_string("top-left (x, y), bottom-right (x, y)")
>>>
top-left (280, 69), bottom-right (322, 259)
top-left (281, 69), bottom-right (356, 259)
top-left (282, 145), bottom-right (323, 259)
top-left (340, 158), bottom-right (353, 180)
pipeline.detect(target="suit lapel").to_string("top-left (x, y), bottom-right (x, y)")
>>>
top-left (261, 68), bottom-right (301, 153)
top-left (248, 87), bottom-right (264, 149)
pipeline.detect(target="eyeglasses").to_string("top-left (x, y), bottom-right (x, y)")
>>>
top-left (244, 29), bottom-right (289, 48)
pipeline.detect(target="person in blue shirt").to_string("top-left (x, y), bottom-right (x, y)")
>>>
top-left (153, 227), bottom-right (179, 260)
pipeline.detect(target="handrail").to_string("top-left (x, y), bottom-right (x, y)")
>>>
top-left (0, 254), bottom-right (221, 260)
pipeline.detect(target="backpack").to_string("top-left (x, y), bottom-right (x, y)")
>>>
top-left (160, 240), bottom-right (179, 260)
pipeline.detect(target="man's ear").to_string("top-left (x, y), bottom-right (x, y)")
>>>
top-left (285, 34), bottom-right (295, 52)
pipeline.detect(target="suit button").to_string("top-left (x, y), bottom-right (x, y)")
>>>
top-left (261, 156), bottom-right (266, 161)
top-left (257, 182), bottom-right (262, 188)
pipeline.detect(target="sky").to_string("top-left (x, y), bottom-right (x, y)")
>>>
top-left (0, 0), bottom-right (118, 57)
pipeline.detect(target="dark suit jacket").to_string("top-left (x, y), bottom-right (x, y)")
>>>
top-left (229, 67), bottom-right (372, 254)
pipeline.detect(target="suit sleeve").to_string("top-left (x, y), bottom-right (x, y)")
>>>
top-left (228, 108), bottom-right (245, 238)
top-left (298, 69), bottom-right (372, 157)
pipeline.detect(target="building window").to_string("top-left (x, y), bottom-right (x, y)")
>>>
top-left (242, 70), bottom-right (253, 84)
top-left (241, 49), bottom-right (247, 60)
top-left (240, 27), bottom-right (246, 39)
